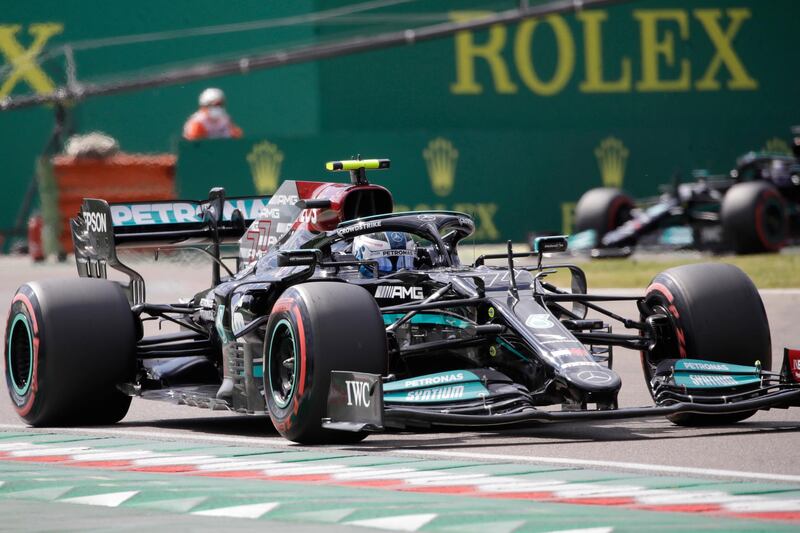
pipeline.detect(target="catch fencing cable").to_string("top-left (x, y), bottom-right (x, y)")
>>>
top-left (0, 0), bottom-right (633, 111)
top-left (0, 0), bottom-right (419, 80)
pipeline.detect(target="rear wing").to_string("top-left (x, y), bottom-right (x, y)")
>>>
top-left (71, 187), bottom-right (269, 305)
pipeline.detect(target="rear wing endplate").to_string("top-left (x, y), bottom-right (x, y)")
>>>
top-left (71, 188), bottom-right (269, 305)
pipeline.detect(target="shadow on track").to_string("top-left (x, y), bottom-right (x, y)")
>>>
top-left (349, 420), bottom-right (800, 451)
top-left (114, 413), bottom-right (800, 452)
top-left (118, 414), bottom-right (280, 438)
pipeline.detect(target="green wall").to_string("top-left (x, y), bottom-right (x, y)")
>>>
top-left (2, 0), bottom-right (798, 243)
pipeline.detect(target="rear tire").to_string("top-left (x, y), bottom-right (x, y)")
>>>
top-left (574, 188), bottom-right (634, 240)
top-left (264, 282), bottom-right (387, 444)
top-left (643, 263), bottom-right (771, 426)
top-left (5, 279), bottom-right (136, 426)
top-left (721, 181), bottom-right (787, 254)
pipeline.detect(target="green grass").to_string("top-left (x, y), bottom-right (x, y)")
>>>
top-left (129, 245), bottom-right (795, 288)
top-left (462, 244), bottom-right (800, 289)
top-left (551, 253), bottom-right (800, 289)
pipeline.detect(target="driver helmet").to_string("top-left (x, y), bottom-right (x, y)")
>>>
top-left (353, 231), bottom-right (415, 277)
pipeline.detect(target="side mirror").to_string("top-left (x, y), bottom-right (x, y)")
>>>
top-left (276, 249), bottom-right (320, 267)
top-left (533, 235), bottom-right (568, 254)
top-left (533, 235), bottom-right (568, 270)
top-left (229, 209), bottom-right (246, 233)
top-left (295, 199), bottom-right (332, 209)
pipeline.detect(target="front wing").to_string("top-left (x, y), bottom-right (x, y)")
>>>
top-left (323, 351), bottom-right (800, 433)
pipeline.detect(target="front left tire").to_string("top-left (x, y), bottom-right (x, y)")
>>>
top-left (264, 281), bottom-right (387, 444)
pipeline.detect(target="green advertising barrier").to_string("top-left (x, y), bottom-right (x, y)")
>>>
top-left (3, 0), bottom-right (799, 244)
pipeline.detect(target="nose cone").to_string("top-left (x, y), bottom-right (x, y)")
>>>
top-left (565, 367), bottom-right (622, 393)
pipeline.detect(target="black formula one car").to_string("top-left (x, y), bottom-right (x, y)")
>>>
top-left (571, 127), bottom-right (800, 257)
top-left (5, 158), bottom-right (800, 443)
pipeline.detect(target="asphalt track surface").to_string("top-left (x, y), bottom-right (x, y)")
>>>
top-left (1, 256), bottom-right (799, 531)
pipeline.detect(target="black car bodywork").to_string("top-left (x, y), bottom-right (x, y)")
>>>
top-left (5, 159), bottom-right (800, 443)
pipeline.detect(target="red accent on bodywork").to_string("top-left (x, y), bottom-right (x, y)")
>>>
top-left (289, 180), bottom-right (393, 233)
top-left (787, 348), bottom-right (800, 382)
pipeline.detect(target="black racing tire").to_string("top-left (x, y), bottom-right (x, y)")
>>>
top-left (642, 263), bottom-right (771, 426)
top-left (574, 188), bottom-right (634, 239)
top-left (721, 181), bottom-right (787, 254)
top-left (264, 282), bottom-right (387, 444)
top-left (5, 279), bottom-right (136, 426)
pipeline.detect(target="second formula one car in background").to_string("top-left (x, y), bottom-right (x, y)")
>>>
top-left (571, 127), bottom-right (800, 256)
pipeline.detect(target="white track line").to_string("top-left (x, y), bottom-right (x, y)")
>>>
top-left (392, 450), bottom-right (800, 483)
top-left (5, 438), bottom-right (800, 514)
top-left (759, 288), bottom-right (800, 295)
top-left (5, 423), bottom-right (800, 483)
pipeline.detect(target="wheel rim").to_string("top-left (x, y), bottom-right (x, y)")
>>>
top-left (641, 295), bottom-right (683, 393)
top-left (607, 197), bottom-right (633, 231)
top-left (645, 304), bottom-right (679, 362)
top-left (7, 313), bottom-right (33, 396)
top-left (268, 319), bottom-right (297, 409)
top-left (612, 204), bottom-right (632, 229)
top-left (760, 200), bottom-right (785, 243)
